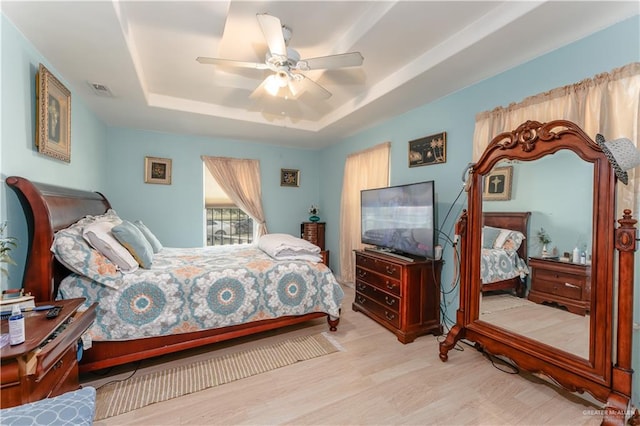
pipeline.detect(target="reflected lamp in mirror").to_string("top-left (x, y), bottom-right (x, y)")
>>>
top-left (596, 134), bottom-right (640, 185)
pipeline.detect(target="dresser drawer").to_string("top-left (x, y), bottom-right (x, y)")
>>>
top-left (355, 267), bottom-right (401, 296)
top-left (27, 345), bottom-right (78, 401)
top-left (355, 253), bottom-right (401, 280)
top-left (532, 276), bottom-right (583, 299)
top-left (354, 293), bottom-right (400, 329)
top-left (535, 268), bottom-right (587, 286)
top-left (355, 281), bottom-right (400, 312)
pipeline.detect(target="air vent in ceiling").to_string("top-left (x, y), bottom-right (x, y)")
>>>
top-left (88, 82), bottom-right (114, 97)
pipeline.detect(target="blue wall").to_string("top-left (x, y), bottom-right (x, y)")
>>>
top-left (104, 127), bottom-right (322, 247)
top-left (1, 15), bottom-right (108, 288)
top-left (2, 10), bottom-right (639, 408)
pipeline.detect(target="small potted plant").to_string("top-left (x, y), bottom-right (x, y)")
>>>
top-left (536, 227), bottom-right (551, 257)
top-left (308, 205), bottom-right (320, 222)
top-left (0, 222), bottom-right (17, 277)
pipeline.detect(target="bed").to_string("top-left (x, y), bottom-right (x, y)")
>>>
top-left (480, 212), bottom-right (530, 297)
top-left (6, 176), bottom-right (343, 373)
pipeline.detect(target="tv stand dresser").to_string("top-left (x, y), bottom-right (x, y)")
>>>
top-left (352, 250), bottom-right (442, 343)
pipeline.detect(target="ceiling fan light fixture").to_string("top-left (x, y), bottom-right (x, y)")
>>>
top-left (265, 72), bottom-right (289, 96)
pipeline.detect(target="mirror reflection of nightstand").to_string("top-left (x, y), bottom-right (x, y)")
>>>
top-left (527, 257), bottom-right (591, 315)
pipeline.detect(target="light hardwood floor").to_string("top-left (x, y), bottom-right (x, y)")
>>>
top-left (83, 285), bottom-right (606, 425)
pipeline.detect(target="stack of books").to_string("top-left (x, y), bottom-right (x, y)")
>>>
top-left (0, 291), bottom-right (35, 316)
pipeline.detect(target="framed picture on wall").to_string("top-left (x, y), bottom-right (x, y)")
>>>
top-left (144, 156), bottom-right (172, 185)
top-left (483, 166), bottom-right (513, 201)
top-left (35, 64), bottom-right (71, 163)
top-left (280, 169), bottom-right (299, 187)
top-left (408, 132), bottom-right (446, 167)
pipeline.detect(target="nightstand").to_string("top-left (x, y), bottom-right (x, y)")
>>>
top-left (0, 298), bottom-right (97, 408)
top-left (527, 257), bottom-right (591, 315)
top-left (301, 222), bottom-right (330, 267)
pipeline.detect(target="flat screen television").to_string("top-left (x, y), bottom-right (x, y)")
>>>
top-left (360, 181), bottom-right (435, 259)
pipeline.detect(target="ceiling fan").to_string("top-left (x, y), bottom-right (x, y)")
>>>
top-left (196, 13), bottom-right (364, 100)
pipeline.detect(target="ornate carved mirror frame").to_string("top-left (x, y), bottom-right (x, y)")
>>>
top-left (439, 120), bottom-right (636, 425)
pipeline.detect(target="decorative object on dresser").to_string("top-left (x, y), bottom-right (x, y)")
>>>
top-left (438, 119), bottom-right (636, 426)
top-left (527, 257), bottom-right (591, 316)
top-left (300, 221), bottom-right (328, 266)
top-left (308, 204), bottom-right (320, 222)
top-left (144, 156), bottom-right (172, 185)
top-left (352, 250), bottom-right (442, 343)
top-left (6, 176), bottom-right (342, 374)
top-left (35, 64), bottom-right (71, 163)
top-left (0, 298), bottom-right (97, 408)
top-left (408, 132), bottom-right (446, 167)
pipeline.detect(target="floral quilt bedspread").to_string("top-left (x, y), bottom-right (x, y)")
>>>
top-left (58, 245), bottom-right (344, 341)
top-left (480, 247), bottom-right (529, 284)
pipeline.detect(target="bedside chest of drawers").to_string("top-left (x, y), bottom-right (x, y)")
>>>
top-left (352, 250), bottom-right (442, 343)
top-left (527, 257), bottom-right (591, 315)
top-left (1, 298), bottom-right (97, 408)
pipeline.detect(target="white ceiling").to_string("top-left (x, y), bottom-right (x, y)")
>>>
top-left (2, 1), bottom-right (638, 149)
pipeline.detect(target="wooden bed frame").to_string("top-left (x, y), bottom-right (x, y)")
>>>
top-left (481, 211), bottom-right (531, 297)
top-left (6, 176), bottom-right (339, 373)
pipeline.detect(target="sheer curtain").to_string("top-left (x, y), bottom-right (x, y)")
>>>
top-left (201, 156), bottom-right (268, 237)
top-left (339, 142), bottom-right (391, 283)
top-left (473, 62), bottom-right (640, 215)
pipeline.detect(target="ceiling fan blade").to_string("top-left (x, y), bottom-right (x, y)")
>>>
top-left (296, 52), bottom-right (364, 71)
top-left (196, 57), bottom-right (268, 70)
top-left (292, 75), bottom-right (332, 100)
top-left (256, 13), bottom-right (287, 57)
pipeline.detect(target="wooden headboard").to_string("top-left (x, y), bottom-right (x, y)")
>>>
top-left (6, 176), bottom-right (111, 302)
top-left (483, 211), bottom-right (531, 261)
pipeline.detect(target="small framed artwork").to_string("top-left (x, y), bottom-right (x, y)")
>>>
top-left (144, 156), bottom-right (172, 185)
top-left (280, 169), bottom-right (299, 187)
top-left (408, 132), bottom-right (446, 167)
top-left (36, 64), bottom-right (71, 162)
top-left (483, 166), bottom-right (513, 201)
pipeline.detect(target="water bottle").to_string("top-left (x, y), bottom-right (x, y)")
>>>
top-left (572, 246), bottom-right (579, 263)
top-left (9, 305), bottom-right (25, 345)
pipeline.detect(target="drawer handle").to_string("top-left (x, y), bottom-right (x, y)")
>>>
top-left (564, 282), bottom-right (580, 289)
top-left (385, 311), bottom-right (396, 321)
top-left (385, 281), bottom-right (395, 290)
top-left (356, 283), bottom-right (367, 291)
top-left (357, 296), bottom-right (366, 304)
top-left (385, 266), bottom-right (396, 275)
top-left (53, 359), bottom-right (63, 370)
top-left (385, 296), bottom-right (395, 306)
top-left (357, 270), bottom-right (367, 278)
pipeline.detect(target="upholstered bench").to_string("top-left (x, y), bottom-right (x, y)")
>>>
top-left (0, 386), bottom-right (96, 425)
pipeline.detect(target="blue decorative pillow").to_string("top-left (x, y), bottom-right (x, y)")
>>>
top-left (0, 386), bottom-right (96, 426)
top-left (482, 226), bottom-right (502, 249)
top-left (134, 220), bottom-right (163, 253)
top-left (112, 220), bottom-right (154, 268)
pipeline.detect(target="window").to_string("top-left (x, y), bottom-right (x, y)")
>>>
top-left (204, 169), bottom-right (254, 246)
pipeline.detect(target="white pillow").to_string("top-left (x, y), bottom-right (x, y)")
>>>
top-left (83, 220), bottom-right (139, 273)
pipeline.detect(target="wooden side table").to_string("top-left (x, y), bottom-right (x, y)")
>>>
top-left (301, 222), bottom-right (329, 267)
top-left (528, 257), bottom-right (591, 315)
top-left (0, 298), bottom-right (97, 408)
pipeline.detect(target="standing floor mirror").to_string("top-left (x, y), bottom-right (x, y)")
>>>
top-left (439, 120), bottom-right (636, 425)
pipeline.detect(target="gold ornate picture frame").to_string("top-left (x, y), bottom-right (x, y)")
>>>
top-left (36, 64), bottom-right (71, 162)
top-left (144, 156), bottom-right (172, 185)
top-left (408, 132), bottom-right (446, 167)
top-left (483, 166), bottom-right (513, 201)
top-left (280, 169), bottom-right (299, 187)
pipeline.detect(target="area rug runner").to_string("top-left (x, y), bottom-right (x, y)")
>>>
top-left (94, 332), bottom-right (341, 420)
